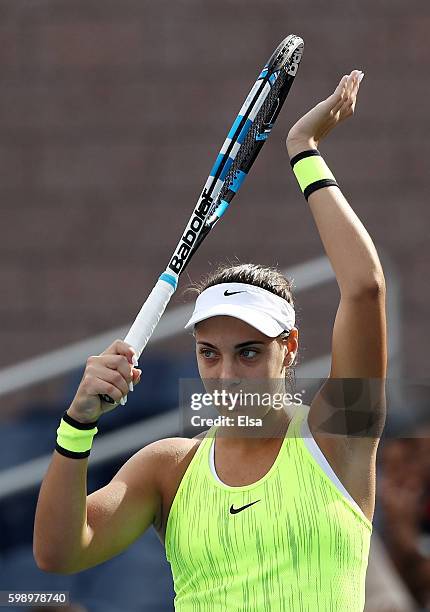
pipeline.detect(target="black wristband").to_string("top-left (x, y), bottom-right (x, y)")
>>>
top-left (55, 443), bottom-right (91, 459)
top-left (62, 409), bottom-right (99, 430)
top-left (290, 148), bottom-right (321, 168)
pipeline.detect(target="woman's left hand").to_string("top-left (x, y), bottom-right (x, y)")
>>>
top-left (286, 69), bottom-right (364, 158)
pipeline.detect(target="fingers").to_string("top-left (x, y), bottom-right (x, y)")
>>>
top-left (94, 377), bottom-right (127, 405)
top-left (98, 367), bottom-right (141, 407)
top-left (102, 358), bottom-right (142, 393)
top-left (346, 70), bottom-right (361, 100)
top-left (327, 74), bottom-right (348, 112)
top-left (324, 68), bottom-right (364, 119)
top-left (330, 88), bottom-right (346, 116)
top-left (334, 74), bottom-right (349, 97)
top-left (100, 339), bottom-right (139, 395)
top-left (345, 71), bottom-right (360, 115)
top-left (74, 341), bottom-right (142, 417)
top-left (346, 70), bottom-right (357, 95)
top-left (354, 70), bottom-right (364, 94)
top-left (99, 367), bottom-right (131, 398)
top-left (103, 354), bottom-right (134, 383)
top-left (86, 353), bottom-right (142, 403)
top-left (86, 356), bottom-right (129, 396)
top-left (81, 341), bottom-right (143, 410)
top-left (133, 368), bottom-right (142, 385)
top-left (126, 367), bottom-right (142, 394)
top-left (101, 339), bottom-right (138, 366)
top-left (333, 69), bottom-right (363, 120)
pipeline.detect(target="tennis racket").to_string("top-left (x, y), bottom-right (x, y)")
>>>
top-left (101, 34), bottom-right (304, 404)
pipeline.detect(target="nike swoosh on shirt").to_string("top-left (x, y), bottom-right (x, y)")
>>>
top-left (229, 500), bottom-right (261, 514)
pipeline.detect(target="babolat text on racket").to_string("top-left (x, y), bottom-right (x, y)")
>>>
top-left (101, 34), bottom-right (304, 404)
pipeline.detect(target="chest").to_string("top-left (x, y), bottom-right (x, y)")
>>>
top-left (155, 432), bottom-right (375, 546)
top-left (213, 438), bottom-right (285, 486)
top-left (155, 439), bottom-right (282, 544)
top-left (163, 454), bottom-right (369, 574)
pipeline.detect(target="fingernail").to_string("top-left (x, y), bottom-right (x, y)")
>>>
top-left (120, 395), bottom-right (128, 406)
top-left (359, 72), bottom-right (365, 82)
top-left (129, 380), bottom-right (134, 392)
top-left (132, 355), bottom-right (138, 367)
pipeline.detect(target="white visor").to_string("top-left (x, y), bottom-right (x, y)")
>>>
top-left (184, 282), bottom-right (295, 337)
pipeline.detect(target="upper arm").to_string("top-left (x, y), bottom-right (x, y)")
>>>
top-left (310, 287), bottom-right (387, 445)
top-left (330, 285), bottom-right (387, 380)
top-left (71, 440), bottom-right (167, 573)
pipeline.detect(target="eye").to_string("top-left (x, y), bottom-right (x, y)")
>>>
top-left (199, 348), bottom-right (217, 359)
top-left (240, 348), bottom-right (258, 360)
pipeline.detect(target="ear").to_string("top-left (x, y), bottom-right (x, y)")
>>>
top-left (283, 328), bottom-right (299, 367)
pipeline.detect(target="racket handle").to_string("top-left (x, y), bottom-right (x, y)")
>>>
top-left (99, 274), bottom-right (177, 405)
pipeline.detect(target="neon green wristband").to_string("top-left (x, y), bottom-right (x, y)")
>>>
top-left (290, 149), bottom-right (339, 201)
top-left (56, 410), bottom-right (99, 459)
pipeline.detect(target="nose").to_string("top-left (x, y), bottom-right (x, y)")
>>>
top-left (218, 357), bottom-right (241, 388)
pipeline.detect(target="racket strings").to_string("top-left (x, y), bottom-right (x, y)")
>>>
top-left (217, 69), bottom-right (289, 205)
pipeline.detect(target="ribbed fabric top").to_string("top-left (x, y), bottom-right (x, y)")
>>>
top-left (165, 404), bottom-right (372, 611)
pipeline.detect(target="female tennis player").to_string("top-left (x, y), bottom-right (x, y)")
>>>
top-left (34, 69), bottom-right (387, 611)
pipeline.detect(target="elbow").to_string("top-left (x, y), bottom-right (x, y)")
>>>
top-left (33, 551), bottom-right (78, 575)
top-left (361, 276), bottom-right (386, 299)
top-left (33, 554), bottom-right (56, 574)
top-left (344, 275), bottom-right (386, 301)
top-left (35, 561), bottom-right (79, 576)
top-left (33, 540), bottom-right (55, 573)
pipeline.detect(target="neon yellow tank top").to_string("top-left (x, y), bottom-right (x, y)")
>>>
top-left (165, 404), bottom-right (372, 611)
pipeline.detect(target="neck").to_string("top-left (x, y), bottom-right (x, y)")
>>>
top-left (215, 405), bottom-right (292, 452)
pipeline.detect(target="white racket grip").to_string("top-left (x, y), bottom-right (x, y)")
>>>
top-left (124, 278), bottom-right (176, 359)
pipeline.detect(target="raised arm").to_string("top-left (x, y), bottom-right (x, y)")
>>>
top-left (286, 71), bottom-right (387, 443)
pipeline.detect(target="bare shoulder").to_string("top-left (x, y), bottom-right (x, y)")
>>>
top-left (125, 431), bottom-right (211, 504)
top-left (138, 434), bottom-right (207, 484)
top-left (141, 435), bottom-right (200, 464)
top-left (141, 434), bottom-right (209, 535)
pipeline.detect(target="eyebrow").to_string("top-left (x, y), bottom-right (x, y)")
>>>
top-left (197, 341), bottom-right (266, 349)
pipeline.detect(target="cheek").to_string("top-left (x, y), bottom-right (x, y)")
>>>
top-left (247, 355), bottom-right (277, 379)
top-left (196, 355), bottom-right (205, 373)
top-left (196, 354), bottom-right (215, 376)
top-left (266, 349), bottom-right (286, 375)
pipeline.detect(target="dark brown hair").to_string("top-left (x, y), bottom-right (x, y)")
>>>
top-left (186, 262), bottom-right (300, 391)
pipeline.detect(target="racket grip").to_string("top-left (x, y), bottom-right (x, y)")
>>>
top-left (124, 275), bottom-right (177, 356)
top-left (99, 275), bottom-right (177, 405)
